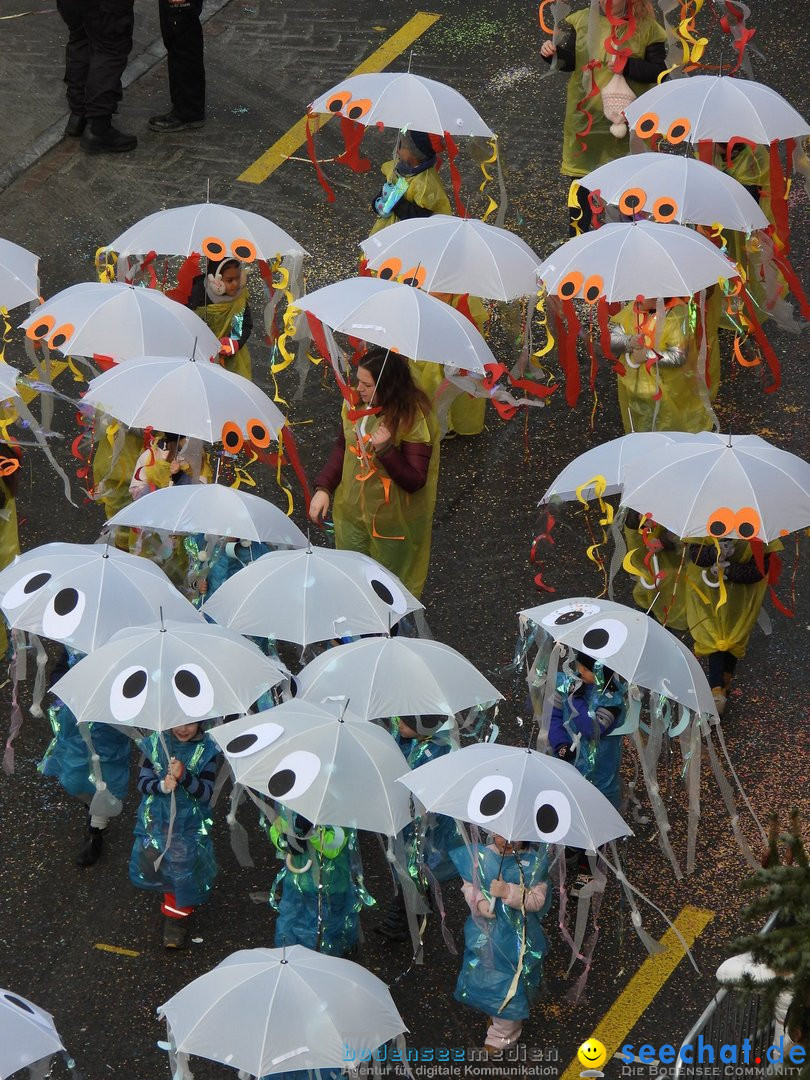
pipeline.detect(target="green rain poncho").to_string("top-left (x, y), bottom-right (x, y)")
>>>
top-left (370, 159), bottom-right (452, 235)
top-left (195, 289), bottom-right (252, 381)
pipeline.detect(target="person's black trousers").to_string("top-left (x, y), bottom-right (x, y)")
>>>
top-left (158, 0), bottom-right (206, 120)
top-left (57, 0), bottom-right (134, 119)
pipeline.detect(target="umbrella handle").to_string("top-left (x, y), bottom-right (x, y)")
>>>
top-left (636, 553), bottom-right (660, 590)
top-left (286, 853), bottom-right (313, 874)
top-left (701, 568), bottom-right (721, 589)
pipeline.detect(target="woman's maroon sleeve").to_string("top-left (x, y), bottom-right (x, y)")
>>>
top-left (378, 440), bottom-right (433, 494)
top-left (313, 429), bottom-right (346, 493)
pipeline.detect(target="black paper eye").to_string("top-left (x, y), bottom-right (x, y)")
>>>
top-left (41, 587), bottom-right (86, 639)
top-left (2, 569), bottom-right (52, 609)
top-left (172, 663), bottom-right (215, 718)
top-left (225, 722), bottom-right (284, 758)
top-left (3, 993), bottom-right (35, 1014)
top-left (110, 665), bottom-right (148, 723)
top-left (532, 790), bottom-right (571, 843)
top-left (579, 618), bottom-right (628, 659)
top-left (266, 750), bottom-right (321, 800)
top-left (365, 566), bottom-right (409, 614)
top-left (466, 775), bottom-right (513, 824)
top-left (540, 602), bottom-right (600, 629)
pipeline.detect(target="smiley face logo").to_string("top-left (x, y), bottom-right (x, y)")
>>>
top-left (578, 1038), bottom-right (607, 1071)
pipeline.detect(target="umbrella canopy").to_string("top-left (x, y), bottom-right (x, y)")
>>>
top-left (0, 239), bottom-right (39, 312)
top-left (540, 431), bottom-right (686, 503)
top-left (105, 484), bottom-right (307, 547)
top-left (203, 546), bottom-right (422, 645)
top-left (81, 355), bottom-right (286, 445)
top-left (105, 202), bottom-right (307, 262)
top-left (310, 71), bottom-right (494, 137)
top-left (0, 363), bottom-right (21, 405)
top-left (20, 282), bottom-right (219, 361)
top-left (295, 277), bottom-right (495, 372)
top-left (297, 637), bottom-right (503, 721)
top-left (212, 701), bottom-right (412, 834)
top-left (625, 75), bottom-right (810, 145)
top-left (158, 946), bottom-right (407, 1077)
top-left (536, 220), bottom-right (739, 303)
top-left (619, 432), bottom-right (810, 542)
top-left (398, 742), bottom-right (631, 848)
top-left (0, 989), bottom-right (65, 1080)
top-left (579, 153), bottom-right (768, 231)
top-left (0, 542), bottom-right (201, 653)
top-left (519, 597), bottom-right (718, 718)
top-left (360, 216), bottom-right (541, 301)
top-left (51, 620), bottom-right (286, 730)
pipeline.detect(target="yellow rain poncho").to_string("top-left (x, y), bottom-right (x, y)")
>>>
top-left (623, 521), bottom-right (688, 631)
top-left (370, 160), bottom-right (452, 236)
top-left (0, 475), bottom-right (19, 657)
top-left (611, 301), bottom-right (718, 434)
top-left (92, 420), bottom-right (143, 550)
top-left (331, 403), bottom-right (440, 599)
top-left (194, 290), bottom-right (252, 381)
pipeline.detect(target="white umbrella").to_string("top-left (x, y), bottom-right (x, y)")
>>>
top-left (212, 702), bottom-right (412, 834)
top-left (19, 282), bottom-right (220, 361)
top-left (579, 153), bottom-right (768, 231)
top-left (158, 946), bottom-right (407, 1077)
top-left (296, 277), bottom-right (495, 372)
top-left (81, 355), bottom-right (286, 445)
top-left (536, 220), bottom-right (740, 303)
top-left (105, 202), bottom-right (307, 263)
top-left (625, 75), bottom-right (810, 145)
top-left (619, 432), bottom-right (810, 542)
top-left (0, 239), bottom-right (39, 311)
top-left (297, 637), bottom-right (502, 721)
top-left (51, 621), bottom-right (286, 730)
top-left (519, 597), bottom-right (718, 718)
top-left (0, 363), bottom-right (21, 405)
top-left (310, 71), bottom-right (494, 137)
top-left (105, 484), bottom-right (307, 547)
top-left (398, 742), bottom-right (631, 848)
top-left (203, 546), bottom-right (422, 645)
top-left (360, 216), bottom-right (542, 301)
top-left (0, 542), bottom-right (201, 653)
top-left (540, 431), bottom-right (686, 503)
top-left (0, 989), bottom-right (65, 1080)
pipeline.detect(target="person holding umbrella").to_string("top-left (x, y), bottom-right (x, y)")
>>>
top-left (370, 130), bottom-right (452, 235)
top-left (187, 257), bottom-right (254, 380)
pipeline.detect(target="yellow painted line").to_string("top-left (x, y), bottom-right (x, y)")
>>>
top-left (94, 943), bottom-right (140, 958)
top-left (559, 904), bottom-right (714, 1080)
top-left (238, 11), bottom-right (441, 184)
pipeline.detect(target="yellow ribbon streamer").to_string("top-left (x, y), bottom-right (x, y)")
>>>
top-left (94, 246), bottom-right (117, 284)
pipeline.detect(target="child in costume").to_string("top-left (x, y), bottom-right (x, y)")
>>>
top-left (188, 256), bottom-right (253, 380)
top-left (0, 442), bottom-right (21, 657)
top-left (129, 431), bottom-right (208, 501)
top-left (39, 646), bottom-right (132, 867)
top-left (451, 835), bottom-right (550, 1052)
top-left (129, 721), bottom-right (220, 948)
top-left (91, 417), bottom-right (142, 549)
top-left (370, 129), bottom-right (452, 235)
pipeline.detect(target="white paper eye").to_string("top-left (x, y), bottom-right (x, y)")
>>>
top-left (110, 665), bottom-right (148, 723)
top-left (3, 570), bottom-right (52, 609)
top-left (266, 750), bottom-right (321, 800)
top-left (41, 587), bottom-right (86, 639)
top-left (172, 663), bottom-right (215, 718)
top-left (466, 775), bottom-right (514, 824)
top-left (365, 565), bottom-right (409, 615)
top-left (540, 602), bottom-right (600, 629)
top-left (579, 619), bottom-right (628, 659)
top-left (224, 723), bottom-right (284, 758)
top-left (532, 790), bottom-right (572, 843)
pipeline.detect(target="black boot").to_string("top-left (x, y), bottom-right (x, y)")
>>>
top-left (80, 117), bottom-right (137, 154)
top-left (64, 112), bottom-right (86, 137)
top-left (373, 891), bottom-right (408, 942)
top-left (75, 824), bottom-right (104, 868)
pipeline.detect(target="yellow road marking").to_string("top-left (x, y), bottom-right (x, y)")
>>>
top-left (94, 943), bottom-right (140, 957)
top-left (238, 11), bottom-right (441, 184)
top-left (559, 904), bottom-right (715, 1080)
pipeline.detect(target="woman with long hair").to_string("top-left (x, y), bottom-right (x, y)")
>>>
top-left (308, 347), bottom-right (440, 598)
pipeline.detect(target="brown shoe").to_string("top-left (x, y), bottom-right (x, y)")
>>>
top-left (163, 917), bottom-right (188, 949)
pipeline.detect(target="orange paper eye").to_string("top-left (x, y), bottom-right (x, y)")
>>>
top-left (26, 314), bottom-right (54, 341)
top-left (666, 117), bottom-right (691, 144)
top-left (346, 98), bottom-right (372, 121)
top-left (582, 275), bottom-right (604, 304)
top-left (735, 508), bottom-right (761, 540)
top-left (652, 197), bottom-right (679, 223)
top-left (202, 236), bottom-right (226, 259)
top-left (326, 90), bottom-right (352, 114)
top-left (221, 422), bottom-right (244, 454)
top-left (619, 187), bottom-right (647, 216)
top-left (707, 508), bottom-right (736, 538)
top-left (48, 323), bottom-right (74, 350)
top-left (231, 239), bottom-right (256, 263)
top-left (634, 112), bottom-right (659, 139)
top-left (377, 258), bottom-right (402, 281)
top-left (557, 271), bottom-right (583, 300)
top-left (0, 456), bottom-right (20, 478)
top-left (400, 265), bottom-right (426, 288)
top-left (246, 418), bottom-right (271, 448)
